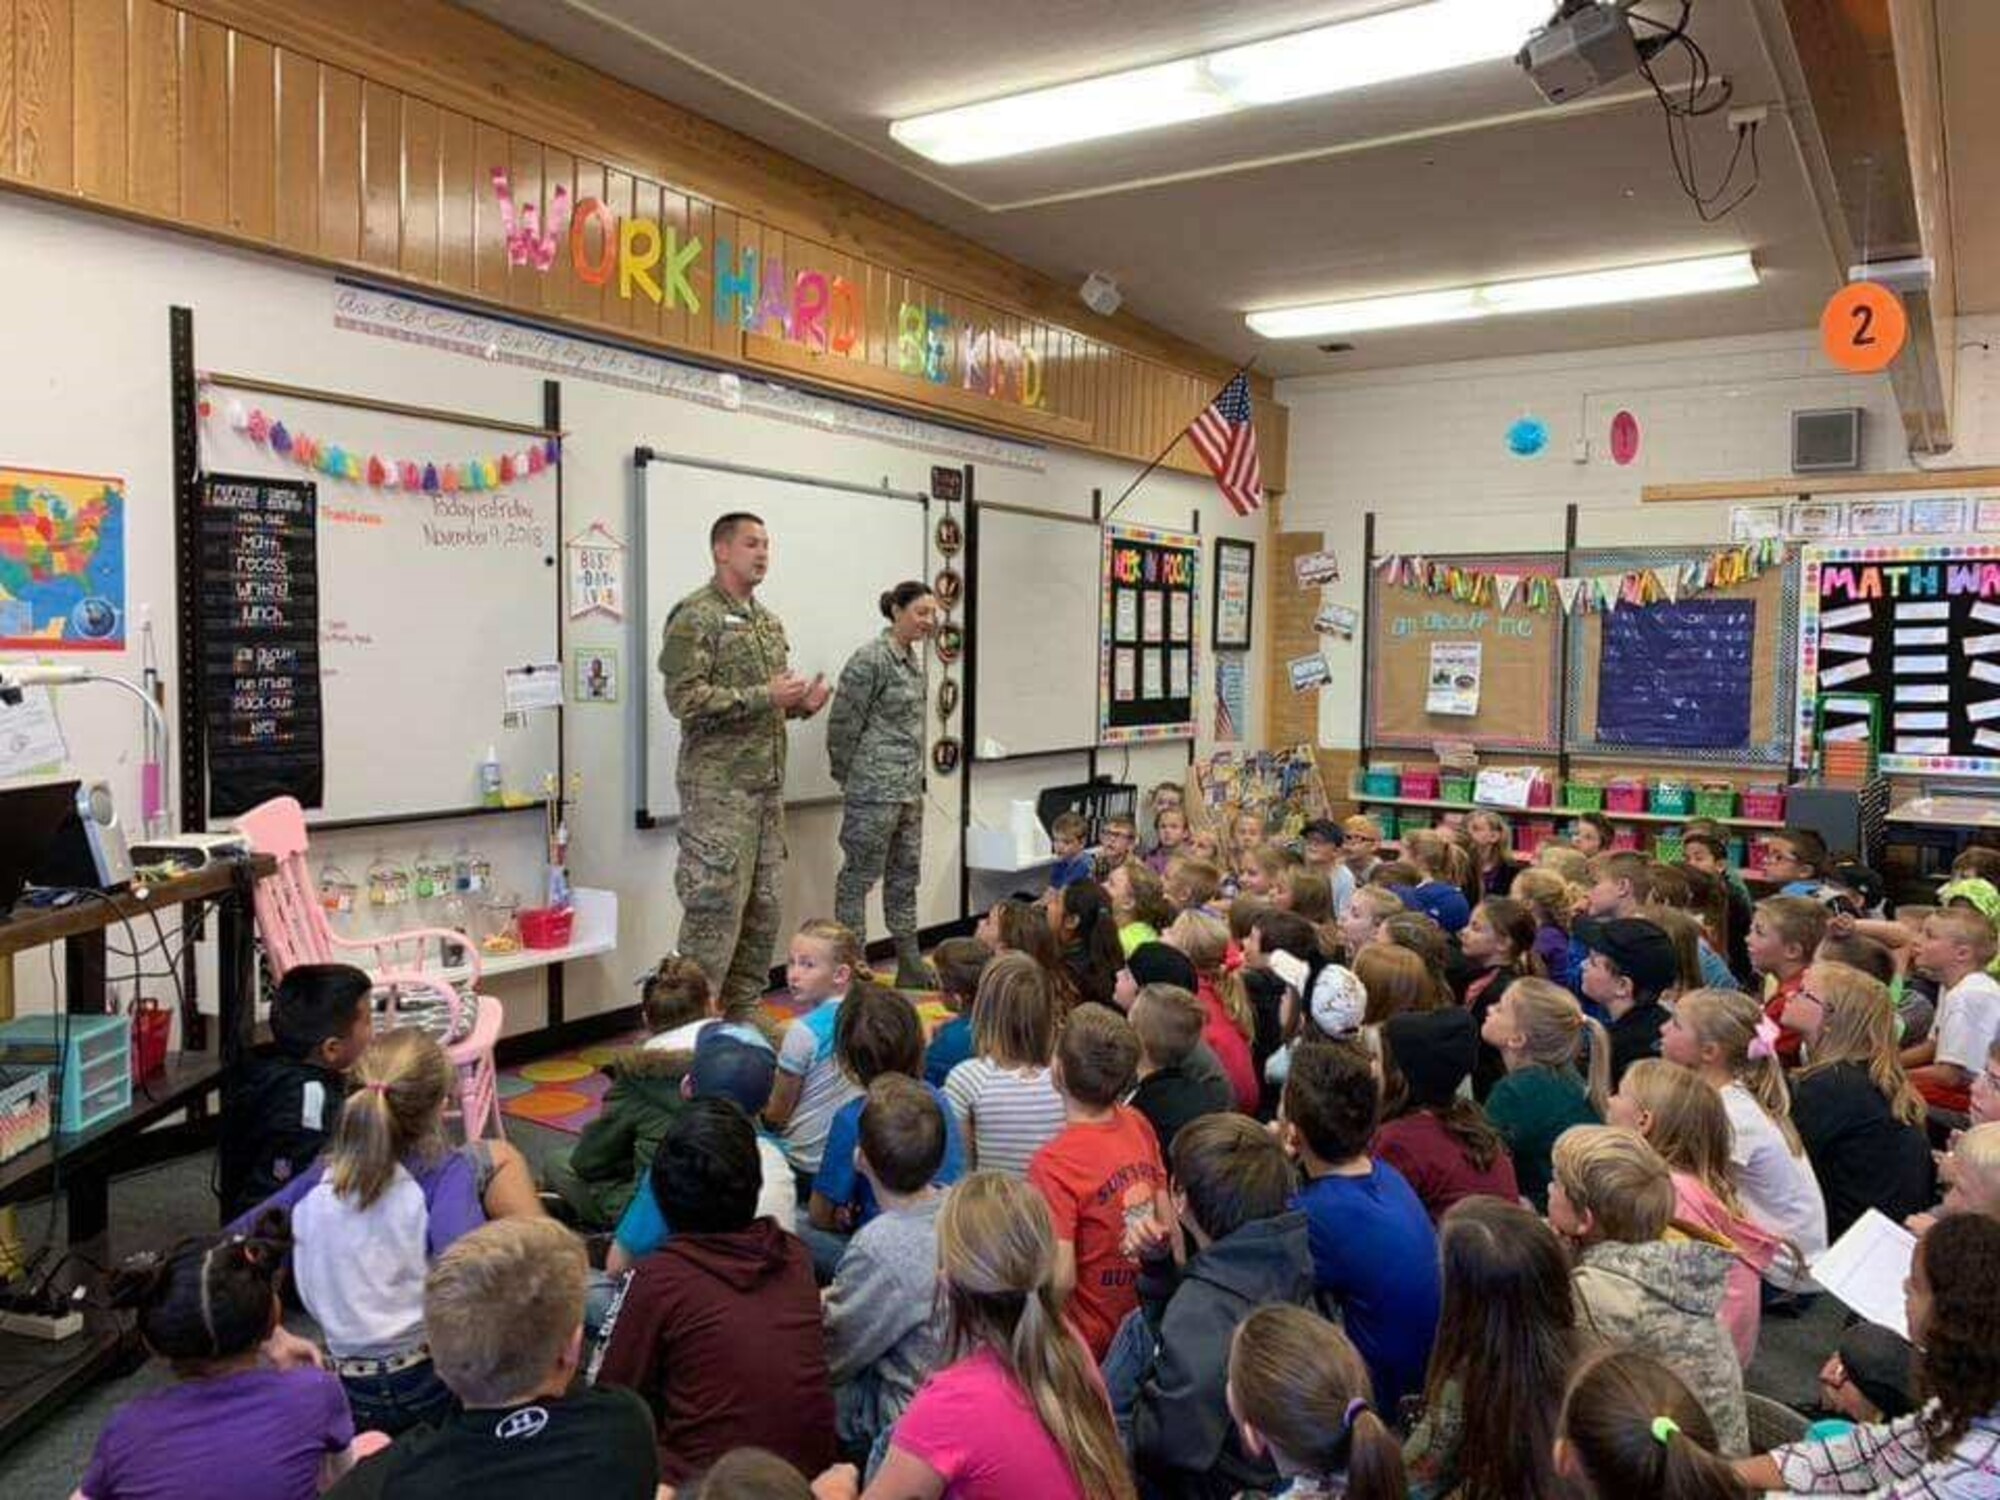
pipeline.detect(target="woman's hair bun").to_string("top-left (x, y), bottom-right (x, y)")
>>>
top-left (879, 589), bottom-right (897, 619)
top-left (880, 580), bottom-right (931, 620)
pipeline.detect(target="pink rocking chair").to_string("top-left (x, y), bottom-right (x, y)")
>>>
top-left (234, 796), bottom-right (506, 1141)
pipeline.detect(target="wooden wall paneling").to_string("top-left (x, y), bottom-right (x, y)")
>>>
top-left (72, 0), bottom-right (126, 201)
top-left (178, 12), bottom-right (227, 227)
top-left (650, 183), bottom-right (685, 345)
top-left (126, 0), bottom-right (178, 215)
top-left (594, 163), bottom-right (631, 334)
top-left (358, 80), bottom-right (399, 269)
top-left (434, 103), bottom-right (473, 288)
top-left (0, 0), bottom-right (16, 172)
top-left (398, 92), bottom-right (440, 282)
top-left (467, 117), bottom-right (506, 299)
top-left (537, 144), bottom-right (573, 318)
top-left (625, 171), bottom-right (663, 342)
top-left (565, 155), bottom-right (603, 328)
top-left (271, 45), bottom-right (315, 251)
top-left (683, 193), bottom-right (713, 353)
top-left (318, 64), bottom-right (361, 263)
top-left (500, 132), bottom-right (543, 312)
top-left (226, 31), bottom-right (274, 237)
top-left (15, 0), bottom-right (73, 188)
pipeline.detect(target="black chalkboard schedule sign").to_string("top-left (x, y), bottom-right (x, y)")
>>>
top-left (198, 473), bottom-right (324, 816)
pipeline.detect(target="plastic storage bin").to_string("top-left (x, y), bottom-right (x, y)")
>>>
top-left (1654, 830), bottom-right (1685, 864)
top-left (1559, 781), bottom-right (1605, 812)
top-left (1517, 818), bottom-right (1558, 856)
top-left (1650, 780), bottom-right (1693, 817)
top-left (1742, 784), bottom-right (1787, 823)
top-left (1611, 827), bottom-right (1643, 852)
top-left (518, 905), bottom-right (576, 950)
top-left (0, 1014), bottom-right (132, 1134)
top-left (1526, 777), bottom-right (1555, 809)
top-left (1606, 778), bottom-right (1648, 814)
top-left (1400, 770), bottom-right (1441, 801)
top-left (1693, 784), bottom-right (1738, 821)
top-left (1439, 775), bottom-right (1474, 805)
top-left (0, 1065), bottom-right (52, 1165)
top-left (1360, 768), bottom-right (1400, 799)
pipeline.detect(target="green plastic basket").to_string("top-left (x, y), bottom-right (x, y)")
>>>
top-left (1692, 786), bottom-right (1737, 820)
top-left (1439, 776), bottom-right (1474, 805)
top-left (1560, 782), bottom-right (1605, 812)
top-left (1654, 831), bottom-right (1685, 864)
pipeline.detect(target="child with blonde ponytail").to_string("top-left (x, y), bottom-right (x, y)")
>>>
top-left (233, 1027), bottom-right (541, 1434)
top-left (1480, 977), bottom-right (1608, 1212)
top-left (1662, 988), bottom-right (1828, 1290)
top-left (863, 1172), bottom-right (1135, 1500)
top-left (1513, 866), bottom-right (1587, 994)
top-left (1166, 909), bottom-right (1259, 1112)
top-left (1227, 1305), bottom-right (1407, 1500)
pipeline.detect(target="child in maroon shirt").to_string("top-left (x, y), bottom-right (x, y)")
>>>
top-left (594, 1099), bottom-right (834, 1484)
top-left (1373, 1008), bottom-right (1519, 1224)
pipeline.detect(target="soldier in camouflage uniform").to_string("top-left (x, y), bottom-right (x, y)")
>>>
top-left (659, 512), bottom-right (828, 1020)
top-left (828, 581), bottom-right (938, 987)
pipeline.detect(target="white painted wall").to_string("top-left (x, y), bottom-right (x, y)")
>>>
top-left (1277, 322), bottom-right (2000, 749)
top-left (0, 193), bottom-right (1266, 1027)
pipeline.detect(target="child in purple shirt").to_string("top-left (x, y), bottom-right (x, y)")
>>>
top-left (81, 1223), bottom-right (365, 1500)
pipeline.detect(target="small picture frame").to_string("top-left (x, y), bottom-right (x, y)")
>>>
top-left (1213, 537), bottom-right (1256, 651)
top-left (572, 645), bottom-right (620, 704)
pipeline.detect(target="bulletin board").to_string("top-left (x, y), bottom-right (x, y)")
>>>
top-left (1366, 553), bottom-right (1564, 752)
top-left (1100, 520), bottom-right (1199, 746)
top-left (1567, 545), bottom-right (1798, 767)
top-left (1797, 543), bottom-right (2000, 776)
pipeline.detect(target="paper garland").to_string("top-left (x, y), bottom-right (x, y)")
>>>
top-left (1374, 535), bottom-right (1786, 615)
top-left (199, 391), bottom-right (560, 493)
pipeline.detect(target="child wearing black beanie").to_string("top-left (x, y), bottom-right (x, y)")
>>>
top-left (1374, 1009), bottom-right (1520, 1223)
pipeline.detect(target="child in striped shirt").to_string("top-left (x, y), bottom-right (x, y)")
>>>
top-left (943, 952), bottom-right (1066, 1177)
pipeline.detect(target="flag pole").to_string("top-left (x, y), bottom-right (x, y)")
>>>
top-left (1101, 361), bottom-right (1256, 524)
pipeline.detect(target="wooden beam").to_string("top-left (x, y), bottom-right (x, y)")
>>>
top-left (1643, 467), bottom-right (2000, 503)
top-left (1778, 0), bottom-right (1954, 454)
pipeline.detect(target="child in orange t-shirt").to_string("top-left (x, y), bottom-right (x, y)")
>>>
top-left (1027, 1005), bottom-right (1172, 1361)
top-left (1749, 895), bottom-right (1827, 1067)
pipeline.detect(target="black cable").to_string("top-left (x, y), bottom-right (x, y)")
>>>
top-left (1625, 3), bottom-right (1758, 221)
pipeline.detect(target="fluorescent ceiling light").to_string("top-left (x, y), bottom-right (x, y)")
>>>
top-left (1245, 253), bottom-right (1761, 339)
top-left (889, 0), bottom-right (1551, 165)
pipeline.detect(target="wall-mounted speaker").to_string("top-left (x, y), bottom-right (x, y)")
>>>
top-left (1793, 407), bottom-right (1863, 473)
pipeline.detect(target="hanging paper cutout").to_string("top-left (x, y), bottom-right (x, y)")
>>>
top-left (1557, 577), bottom-right (1586, 614)
top-left (1493, 573), bottom-right (1521, 612)
top-left (1610, 410), bottom-right (1641, 466)
top-left (203, 390), bottom-right (560, 493)
top-left (1506, 417), bottom-right (1550, 457)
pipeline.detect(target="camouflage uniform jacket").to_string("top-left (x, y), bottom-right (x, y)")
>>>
top-left (658, 582), bottom-right (790, 793)
top-left (827, 629), bottom-right (925, 803)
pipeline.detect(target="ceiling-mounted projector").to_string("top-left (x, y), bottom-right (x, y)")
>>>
top-left (1518, 1), bottom-right (1642, 104)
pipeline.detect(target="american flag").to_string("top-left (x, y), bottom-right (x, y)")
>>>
top-left (1187, 372), bottom-right (1263, 516)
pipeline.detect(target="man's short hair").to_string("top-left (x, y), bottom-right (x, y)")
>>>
top-left (1130, 983), bottom-right (1205, 1067)
top-left (1102, 813), bottom-right (1138, 835)
top-left (1057, 1004), bottom-right (1140, 1107)
top-left (652, 1097), bottom-right (761, 1235)
top-left (270, 963), bottom-right (371, 1060)
top-left (1171, 1114), bottom-right (1293, 1241)
top-left (857, 1075), bottom-right (946, 1194)
top-left (709, 511), bottom-right (764, 548)
top-left (425, 1218), bottom-right (586, 1406)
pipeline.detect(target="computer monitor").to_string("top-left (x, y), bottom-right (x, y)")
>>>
top-left (0, 779), bottom-right (87, 913)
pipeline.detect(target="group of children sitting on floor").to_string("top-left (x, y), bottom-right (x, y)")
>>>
top-left (74, 787), bottom-right (2000, 1500)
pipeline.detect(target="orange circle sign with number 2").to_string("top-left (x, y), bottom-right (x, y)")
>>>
top-left (1821, 282), bottom-right (1908, 374)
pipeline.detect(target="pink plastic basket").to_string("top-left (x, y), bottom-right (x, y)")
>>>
top-left (1605, 778), bottom-right (1647, 814)
top-left (1611, 827), bottom-right (1642, 852)
top-left (1400, 771), bottom-right (1441, 801)
top-left (1741, 785), bottom-right (1786, 823)
top-left (1526, 777), bottom-right (1555, 809)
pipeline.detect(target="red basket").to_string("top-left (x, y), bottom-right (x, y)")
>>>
top-left (1517, 819), bottom-right (1558, 855)
top-left (1526, 777), bottom-right (1555, 808)
top-left (1742, 786), bottom-right (1787, 823)
top-left (1611, 828), bottom-right (1642, 852)
top-left (1605, 778), bottom-right (1647, 814)
top-left (518, 906), bottom-right (575, 950)
top-left (129, 996), bottom-right (170, 1083)
top-left (1400, 771), bottom-right (1441, 801)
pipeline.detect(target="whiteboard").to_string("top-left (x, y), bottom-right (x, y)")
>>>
top-left (198, 389), bottom-right (561, 824)
top-left (634, 456), bottom-right (928, 823)
top-left (973, 506), bottom-right (1101, 758)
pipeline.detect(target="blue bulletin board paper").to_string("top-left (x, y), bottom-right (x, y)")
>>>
top-left (1596, 600), bottom-right (1755, 749)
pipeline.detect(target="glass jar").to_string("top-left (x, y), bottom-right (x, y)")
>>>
top-left (412, 849), bottom-right (453, 908)
top-left (318, 862), bottom-right (357, 916)
top-left (479, 890), bottom-right (522, 955)
top-left (367, 853), bottom-right (411, 912)
top-left (454, 847), bottom-right (493, 897)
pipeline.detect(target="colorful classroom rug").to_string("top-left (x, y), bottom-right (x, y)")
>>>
top-left (498, 988), bottom-right (951, 1135)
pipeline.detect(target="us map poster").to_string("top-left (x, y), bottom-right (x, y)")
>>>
top-left (0, 466), bottom-right (126, 649)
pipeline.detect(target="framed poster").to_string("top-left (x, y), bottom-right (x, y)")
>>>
top-left (1213, 537), bottom-right (1255, 650)
top-left (1101, 521), bottom-right (1199, 745)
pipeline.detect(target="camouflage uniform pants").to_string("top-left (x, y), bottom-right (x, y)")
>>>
top-left (835, 797), bottom-right (924, 964)
top-left (675, 782), bottom-right (786, 1021)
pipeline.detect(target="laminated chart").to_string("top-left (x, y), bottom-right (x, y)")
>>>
top-left (1799, 545), bottom-right (2000, 774)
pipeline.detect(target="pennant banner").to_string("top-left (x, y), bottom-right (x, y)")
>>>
top-left (198, 387), bottom-right (561, 494)
top-left (1375, 535), bottom-right (1787, 614)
